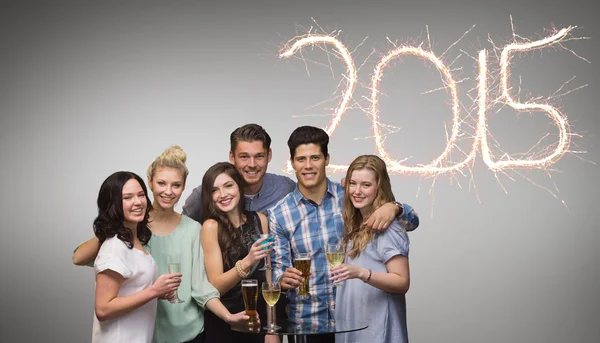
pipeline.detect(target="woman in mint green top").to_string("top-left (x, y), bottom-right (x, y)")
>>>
top-left (73, 146), bottom-right (252, 343)
top-left (146, 214), bottom-right (218, 342)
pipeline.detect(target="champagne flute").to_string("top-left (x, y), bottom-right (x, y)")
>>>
top-left (326, 242), bottom-right (346, 287)
top-left (167, 254), bottom-right (184, 303)
top-left (261, 281), bottom-right (281, 331)
top-left (326, 242), bottom-right (344, 323)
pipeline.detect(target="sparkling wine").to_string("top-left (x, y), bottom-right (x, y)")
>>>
top-left (262, 288), bottom-right (281, 306)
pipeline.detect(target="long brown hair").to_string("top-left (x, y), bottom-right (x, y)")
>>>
top-left (342, 155), bottom-right (395, 258)
top-left (200, 162), bottom-right (247, 269)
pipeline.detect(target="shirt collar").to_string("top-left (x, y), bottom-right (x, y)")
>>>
top-left (292, 178), bottom-right (336, 205)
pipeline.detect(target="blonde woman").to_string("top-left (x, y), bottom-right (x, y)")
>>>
top-left (330, 155), bottom-right (410, 343)
top-left (74, 146), bottom-right (251, 343)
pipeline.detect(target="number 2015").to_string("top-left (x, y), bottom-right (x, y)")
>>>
top-left (280, 28), bottom-right (574, 176)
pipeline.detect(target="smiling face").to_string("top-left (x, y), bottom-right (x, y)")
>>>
top-left (211, 172), bottom-right (242, 214)
top-left (148, 167), bottom-right (185, 210)
top-left (291, 143), bottom-right (329, 194)
top-left (348, 168), bottom-right (378, 216)
top-left (122, 178), bottom-right (148, 229)
top-left (229, 140), bottom-right (271, 194)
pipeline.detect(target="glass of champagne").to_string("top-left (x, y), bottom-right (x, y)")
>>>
top-left (326, 242), bottom-right (345, 322)
top-left (241, 279), bottom-right (259, 327)
top-left (294, 252), bottom-right (311, 299)
top-left (261, 281), bottom-right (281, 331)
top-left (167, 254), bottom-right (184, 303)
top-left (253, 233), bottom-right (274, 271)
top-left (326, 242), bottom-right (346, 286)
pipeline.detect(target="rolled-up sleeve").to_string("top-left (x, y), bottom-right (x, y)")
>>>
top-left (190, 224), bottom-right (219, 308)
top-left (94, 238), bottom-right (133, 278)
top-left (399, 203), bottom-right (419, 232)
top-left (376, 220), bottom-right (410, 263)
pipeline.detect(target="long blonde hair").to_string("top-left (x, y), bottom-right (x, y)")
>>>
top-left (147, 145), bottom-right (189, 184)
top-left (342, 155), bottom-right (395, 258)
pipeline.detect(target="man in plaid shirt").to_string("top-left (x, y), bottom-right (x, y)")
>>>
top-left (268, 126), bottom-right (419, 343)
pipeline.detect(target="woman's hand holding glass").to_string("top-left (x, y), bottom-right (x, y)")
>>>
top-left (151, 272), bottom-right (182, 300)
top-left (329, 263), bottom-right (365, 283)
top-left (225, 310), bottom-right (258, 327)
top-left (244, 234), bottom-right (274, 271)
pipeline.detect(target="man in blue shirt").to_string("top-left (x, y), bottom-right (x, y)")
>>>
top-left (183, 123), bottom-right (418, 229)
top-left (183, 123), bottom-right (297, 220)
top-left (269, 126), bottom-right (418, 343)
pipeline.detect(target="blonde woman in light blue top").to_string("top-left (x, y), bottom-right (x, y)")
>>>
top-left (331, 155), bottom-right (411, 343)
top-left (74, 146), bottom-right (252, 343)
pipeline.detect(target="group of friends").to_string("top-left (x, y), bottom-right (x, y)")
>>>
top-left (73, 124), bottom-right (420, 343)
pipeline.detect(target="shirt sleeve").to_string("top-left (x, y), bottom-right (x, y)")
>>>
top-left (94, 237), bottom-right (133, 279)
top-left (398, 203), bottom-right (419, 232)
top-left (182, 185), bottom-right (204, 223)
top-left (376, 220), bottom-right (410, 263)
top-left (268, 208), bottom-right (292, 284)
top-left (190, 221), bottom-right (220, 308)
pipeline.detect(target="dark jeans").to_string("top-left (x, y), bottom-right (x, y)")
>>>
top-left (288, 333), bottom-right (335, 343)
top-left (185, 331), bottom-right (205, 343)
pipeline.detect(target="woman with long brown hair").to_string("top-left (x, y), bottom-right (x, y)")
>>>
top-left (74, 147), bottom-right (251, 343)
top-left (200, 162), bottom-right (278, 343)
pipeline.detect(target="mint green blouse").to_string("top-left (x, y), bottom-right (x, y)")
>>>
top-left (147, 215), bottom-right (220, 343)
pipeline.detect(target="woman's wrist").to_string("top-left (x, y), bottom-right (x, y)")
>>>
top-left (235, 260), bottom-right (251, 279)
top-left (240, 258), bottom-right (251, 272)
top-left (224, 312), bottom-right (233, 325)
top-left (359, 268), bottom-right (370, 282)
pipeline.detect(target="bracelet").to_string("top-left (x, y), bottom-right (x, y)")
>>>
top-left (365, 269), bottom-right (372, 283)
top-left (235, 260), bottom-right (250, 279)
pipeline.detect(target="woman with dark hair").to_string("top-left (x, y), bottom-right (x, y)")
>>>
top-left (330, 155), bottom-right (410, 343)
top-left (75, 148), bottom-right (252, 343)
top-left (92, 171), bottom-right (182, 343)
top-left (200, 162), bottom-right (277, 343)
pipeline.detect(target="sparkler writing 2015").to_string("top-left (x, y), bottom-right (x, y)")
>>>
top-left (279, 26), bottom-right (586, 178)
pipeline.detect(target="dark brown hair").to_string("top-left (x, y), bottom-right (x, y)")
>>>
top-left (199, 162), bottom-right (247, 269)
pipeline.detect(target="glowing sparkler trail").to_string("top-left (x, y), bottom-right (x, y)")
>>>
top-left (279, 34), bottom-right (358, 173)
top-left (277, 24), bottom-right (584, 187)
top-left (485, 27), bottom-right (573, 170)
top-left (477, 49), bottom-right (490, 171)
top-left (370, 45), bottom-right (478, 176)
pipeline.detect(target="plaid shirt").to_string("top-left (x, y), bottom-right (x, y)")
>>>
top-left (268, 178), bottom-right (344, 324)
top-left (268, 178), bottom-right (420, 325)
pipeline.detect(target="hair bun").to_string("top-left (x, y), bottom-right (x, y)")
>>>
top-left (162, 145), bottom-right (187, 164)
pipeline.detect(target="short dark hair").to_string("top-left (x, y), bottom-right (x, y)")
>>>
top-left (287, 126), bottom-right (329, 159)
top-left (230, 123), bottom-right (272, 152)
top-left (93, 171), bottom-right (153, 248)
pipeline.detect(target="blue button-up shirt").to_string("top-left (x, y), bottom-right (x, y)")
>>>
top-left (268, 178), bottom-right (420, 324)
top-left (268, 178), bottom-right (344, 324)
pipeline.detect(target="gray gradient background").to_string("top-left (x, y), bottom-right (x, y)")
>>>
top-left (1, 1), bottom-right (598, 342)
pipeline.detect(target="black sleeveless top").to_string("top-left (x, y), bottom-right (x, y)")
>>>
top-left (219, 211), bottom-right (268, 317)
